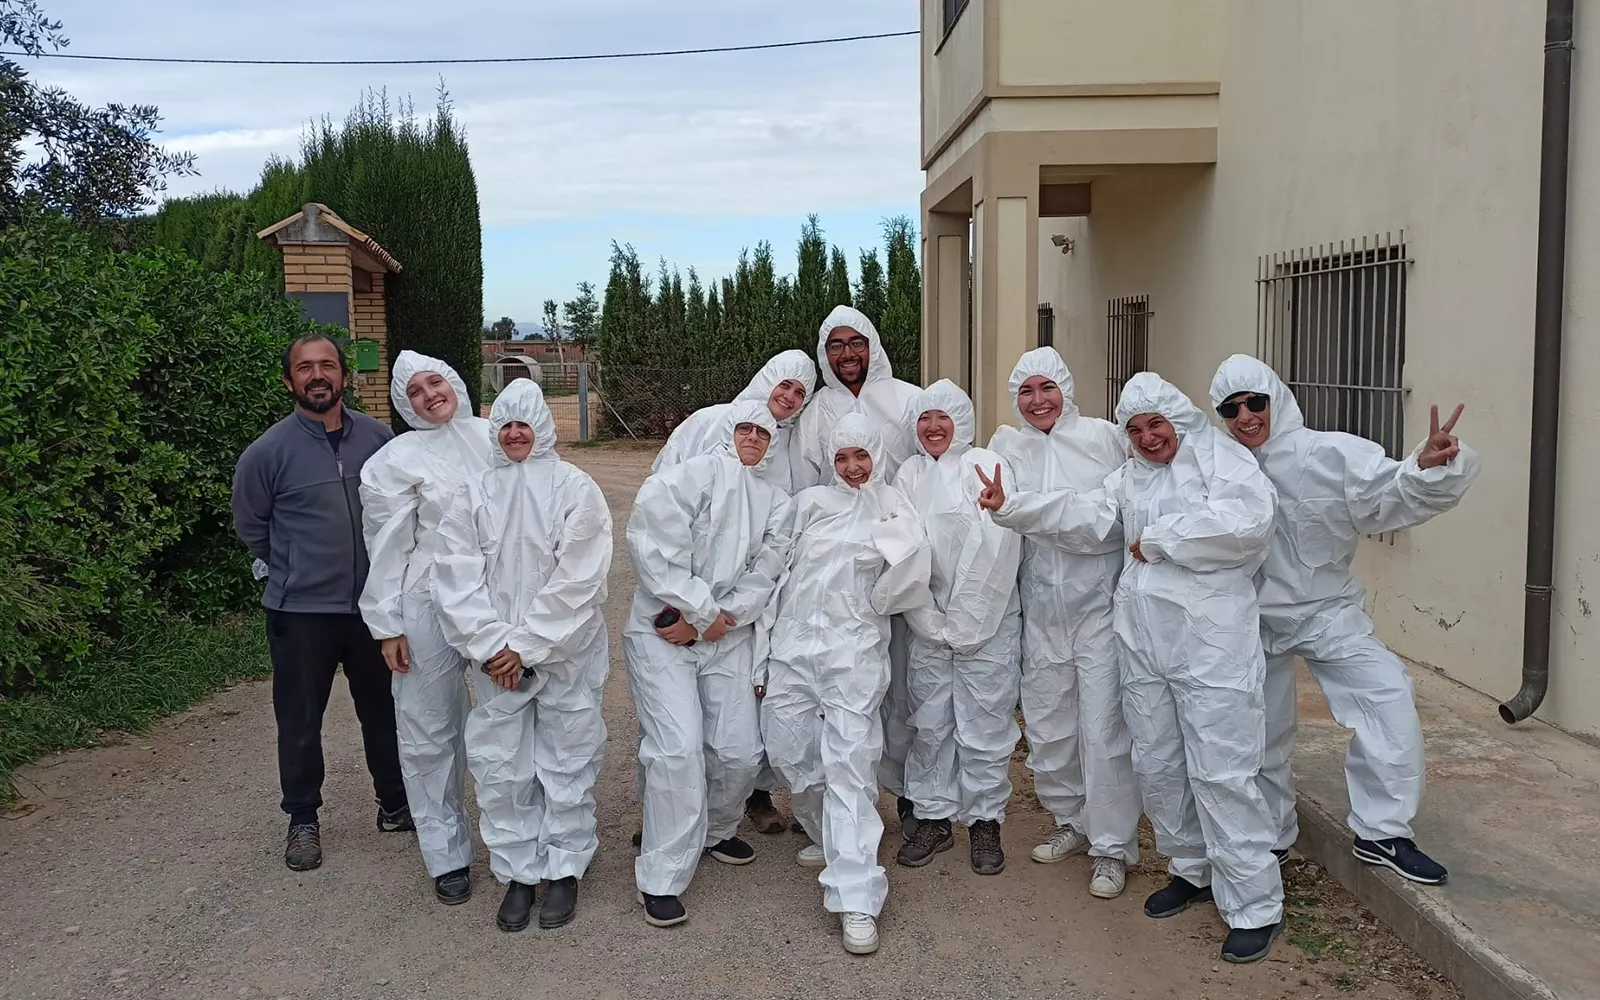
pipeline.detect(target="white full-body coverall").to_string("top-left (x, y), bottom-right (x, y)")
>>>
top-left (763, 412), bottom-right (934, 918)
top-left (992, 373), bottom-right (1285, 930)
top-left (651, 350), bottom-right (819, 797)
top-left (893, 380), bottom-right (1023, 825)
top-left (654, 349), bottom-right (818, 495)
top-left (624, 401), bottom-right (794, 897)
top-left (987, 348), bottom-right (1142, 862)
top-left (795, 305), bottom-right (924, 800)
top-left (430, 379), bottom-right (612, 887)
top-left (359, 351), bottom-right (492, 877)
top-left (1209, 355), bottom-right (1480, 848)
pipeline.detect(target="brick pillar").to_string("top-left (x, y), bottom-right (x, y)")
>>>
top-left (352, 271), bottom-right (392, 425)
top-left (282, 246), bottom-right (354, 313)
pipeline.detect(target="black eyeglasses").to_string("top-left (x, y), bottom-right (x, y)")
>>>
top-left (1216, 394), bottom-right (1270, 419)
top-left (825, 337), bottom-right (870, 356)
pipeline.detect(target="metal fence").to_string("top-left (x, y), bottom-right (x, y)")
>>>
top-left (1256, 231), bottom-right (1410, 459)
top-left (480, 362), bottom-right (777, 443)
top-left (591, 365), bottom-right (757, 440)
top-left (1105, 295), bottom-right (1152, 418)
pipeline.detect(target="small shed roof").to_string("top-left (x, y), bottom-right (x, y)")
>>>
top-left (257, 203), bottom-right (402, 273)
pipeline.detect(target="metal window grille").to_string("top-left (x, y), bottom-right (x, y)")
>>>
top-left (1105, 295), bottom-right (1152, 418)
top-left (943, 0), bottom-right (970, 34)
top-left (1037, 303), bottom-right (1055, 348)
top-left (1256, 232), bottom-right (1411, 459)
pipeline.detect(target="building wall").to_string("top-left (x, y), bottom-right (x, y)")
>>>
top-left (923, 0), bottom-right (986, 157)
top-left (1020, 0), bottom-right (1599, 735)
top-left (995, 0), bottom-right (1224, 89)
top-left (1036, 217), bottom-right (1102, 417)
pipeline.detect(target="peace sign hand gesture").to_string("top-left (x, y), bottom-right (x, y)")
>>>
top-left (976, 463), bottom-right (1005, 512)
top-left (1418, 404), bottom-right (1464, 470)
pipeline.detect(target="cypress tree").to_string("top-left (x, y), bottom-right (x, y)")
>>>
top-left (855, 248), bottom-right (887, 331)
top-left (685, 268), bottom-right (709, 354)
top-left (881, 214), bottom-right (922, 383)
top-left (792, 215), bottom-right (828, 351)
top-left (827, 246), bottom-right (853, 312)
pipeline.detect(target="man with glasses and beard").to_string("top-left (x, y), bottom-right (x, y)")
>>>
top-left (233, 334), bottom-right (411, 873)
top-left (796, 306), bottom-right (927, 838)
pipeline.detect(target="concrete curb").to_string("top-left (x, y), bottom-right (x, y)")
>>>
top-left (1293, 796), bottom-right (1560, 1000)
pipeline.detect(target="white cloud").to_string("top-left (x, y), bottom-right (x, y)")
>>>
top-left (27, 0), bottom-right (922, 225)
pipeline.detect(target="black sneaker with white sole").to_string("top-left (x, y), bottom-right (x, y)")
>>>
top-left (1221, 921), bottom-right (1283, 964)
top-left (639, 892), bottom-right (688, 927)
top-left (706, 837), bottom-right (756, 865)
top-left (1272, 848), bottom-right (1290, 865)
top-left (1352, 837), bottom-right (1448, 885)
top-left (1143, 876), bottom-right (1214, 918)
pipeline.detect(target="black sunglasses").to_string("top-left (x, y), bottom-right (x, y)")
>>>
top-left (1216, 394), bottom-right (1270, 419)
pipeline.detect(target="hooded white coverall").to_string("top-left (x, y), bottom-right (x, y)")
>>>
top-left (1209, 355), bottom-right (1480, 848)
top-left (763, 413), bottom-right (934, 917)
top-left (987, 348), bottom-right (1141, 862)
top-left (430, 380), bottom-right (612, 887)
top-left (654, 350), bottom-right (819, 495)
top-left (359, 351), bottom-right (492, 877)
top-left (795, 305), bottom-right (924, 800)
top-left (893, 380), bottom-right (1023, 824)
top-left (992, 373), bottom-right (1284, 930)
top-left (651, 350), bottom-right (819, 797)
top-left (624, 401), bottom-right (794, 897)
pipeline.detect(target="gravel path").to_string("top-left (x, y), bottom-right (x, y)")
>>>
top-left (0, 443), bottom-right (1446, 1000)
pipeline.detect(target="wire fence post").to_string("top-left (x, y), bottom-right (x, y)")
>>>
top-left (577, 363), bottom-right (591, 442)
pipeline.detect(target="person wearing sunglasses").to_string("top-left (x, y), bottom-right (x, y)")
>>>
top-left (796, 305), bottom-right (927, 841)
top-left (1209, 355), bottom-right (1479, 888)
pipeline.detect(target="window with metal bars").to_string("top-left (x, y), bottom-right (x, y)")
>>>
top-left (1256, 232), bottom-right (1410, 458)
top-left (1105, 295), bottom-right (1151, 419)
top-left (943, 0), bottom-right (970, 35)
top-left (1037, 303), bottom-right (1055, 348)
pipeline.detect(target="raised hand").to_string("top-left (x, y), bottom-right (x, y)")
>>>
top-left (1418, 403), bottom-right (1464, 469)
top-left (975, 463), bottom-right (1005, 512)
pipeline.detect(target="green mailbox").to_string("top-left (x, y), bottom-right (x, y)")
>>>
top-left (352, 339), bottom-right (381, 372)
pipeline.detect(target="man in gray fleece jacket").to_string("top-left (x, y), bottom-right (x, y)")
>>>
top-left (233, 333), bottom-right (410, 872)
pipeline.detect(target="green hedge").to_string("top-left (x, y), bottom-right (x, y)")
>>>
top-left (0, 216), bottom-right (330, 690)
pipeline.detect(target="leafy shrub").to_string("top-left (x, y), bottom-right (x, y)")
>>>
top-left (0, 215), bottom-right (327, 689)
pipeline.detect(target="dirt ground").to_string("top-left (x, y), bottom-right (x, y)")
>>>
top-left (0, 442), bottom-right (1462, 1000)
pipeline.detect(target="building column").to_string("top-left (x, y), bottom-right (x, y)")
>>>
top-left (971, 176), bottom-right (1039, 441)
top-left (921, 208), bottom-right (971, 390)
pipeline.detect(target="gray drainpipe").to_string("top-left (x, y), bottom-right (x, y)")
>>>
top-left (1501, 0), bottom-right (1576, 725)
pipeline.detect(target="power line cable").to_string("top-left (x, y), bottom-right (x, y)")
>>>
top-left (0, 29), bottom-right (917, 67)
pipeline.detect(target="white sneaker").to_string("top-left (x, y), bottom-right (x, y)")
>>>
top-left (1031, 824), bottom-right (1089, 864)
top-left (796, 843), bottom-right (826, 868)
top-left (1089, 856), bottom-right (1127, 899)
top-left (841, 911), bottom-right (879, 954)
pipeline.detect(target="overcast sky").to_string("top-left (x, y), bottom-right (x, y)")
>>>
top-left (23, 1), bottom-right (921, 324)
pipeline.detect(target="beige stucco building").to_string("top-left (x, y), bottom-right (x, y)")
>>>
top-left (920, 0), bottom-right (1599, 738)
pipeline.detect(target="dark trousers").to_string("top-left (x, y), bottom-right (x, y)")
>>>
top-left (266, 610), bottom-right (407, 825)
